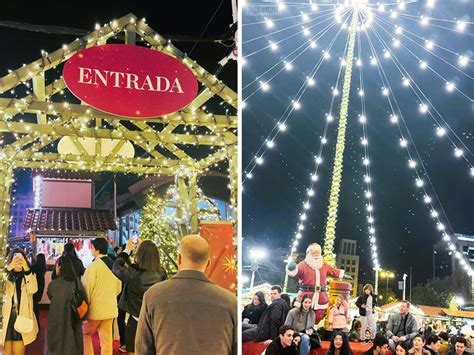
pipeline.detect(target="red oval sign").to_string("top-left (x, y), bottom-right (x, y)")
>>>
top-left (63, 44), bottom-right (198, 118)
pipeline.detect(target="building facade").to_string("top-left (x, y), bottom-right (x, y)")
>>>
top-left (8, 192), bottom-right (34, 238)
top-left (336, 239), bottom-right (360, 297)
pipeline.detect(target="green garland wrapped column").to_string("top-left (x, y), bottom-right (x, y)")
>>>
top-left (323, 12), bottom-right (359, 265)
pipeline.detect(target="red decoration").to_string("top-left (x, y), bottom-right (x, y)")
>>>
top-left (200, 223), bottom-right (236, 293)
top-left (63, 44), bottom-right (198, 118)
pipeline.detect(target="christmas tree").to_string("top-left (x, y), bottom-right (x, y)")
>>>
top-left (140, 188), bottom-right (179, 275)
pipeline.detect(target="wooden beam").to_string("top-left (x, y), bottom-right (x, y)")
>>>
top-left (32, 73), bottom-right (47, 124)
top-left (0, 14), bottom-right (135, 94)
top-left (0, 121), bottom-right (235, 146)
top-left (135, 21), bottom-right (237, 109)
top-left (0, 98), bottom-right (237, 129)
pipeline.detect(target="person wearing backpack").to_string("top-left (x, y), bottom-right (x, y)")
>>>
top-left (82, 238), bottom-right (122, 355)
top-left (45, 255), bottom-right (87, 355)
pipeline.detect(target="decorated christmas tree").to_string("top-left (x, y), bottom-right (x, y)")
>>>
top-left (139, 188), bottom-right (179, 275)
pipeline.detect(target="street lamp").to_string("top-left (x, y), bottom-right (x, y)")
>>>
top-left (380, 270), bottom-right (395, 300)
top-left (249, 248), bottom-right (267, 289)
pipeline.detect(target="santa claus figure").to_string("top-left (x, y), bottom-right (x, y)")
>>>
top-left (287, 243), bottom-right (351, 322)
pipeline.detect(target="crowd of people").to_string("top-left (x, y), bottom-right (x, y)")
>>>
top-left (242, 285), bottom-right (473, 355)
top-left (1, 234), bottom-right (237, 355)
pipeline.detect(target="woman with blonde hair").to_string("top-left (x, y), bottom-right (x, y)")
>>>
top-left (1, 248), bottom-right (38, 355)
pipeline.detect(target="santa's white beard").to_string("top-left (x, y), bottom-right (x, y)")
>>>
top-left (305, 254), bottom-right (323, 270)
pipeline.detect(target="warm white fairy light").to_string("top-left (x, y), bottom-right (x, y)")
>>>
top-left (327, 114), bottom-right (334, 122)
top-left (359, 89), bottom-right (365, 96)
top-left (307, 77), bottom-right (316, 86)
top-left (420, 16), bottom-right (429, 26)
top-left (278, 122), bottom-right (287, 131)
top-left (260, 81), bottom-right (270, 91)
top-left (307, 189), bottom-right (315, 197)
top-left (333, 88), bottom-right (340, 96)
top-left (284, 62), bottom-right (293, 71)
top-left (269, 41), bottom-right (278, 51)
top-left (456, 20), bottom-right (466, 31)
top-left (293, 101), bottom-right (301, 110)
top-left (402, 78), bottom-right (410, 87)
top-left (454, 148), bottom-right (464, 158)
top-left (400, 139), bottom-right (408, 147)
top-left (419, 61), bottom-right (427, 69)
top-left (255, 156), bottom-right (264, 165)
top-left (265, 18), bottom-right (275, 29)
top-left (458, 56), bottom-right (469, 67)
top-left (426, 0), bottom-right (435, 8)
top-left (370, 58), bottom-right (377, 65)
top-left (393, 39), bottom-right (400, 48)
top-left (390, 114), bottom-right (398, 123)
top-left (419, 104), bottom-right (428, 113)
top-left (383, 51), bottom-right (391, 59)
top-left (425, 40), bottom-right (434, 50)
top-left (382, 88), bottom-right (389, 96)
top-left (310, 41), bottom-right (317, 49)
top-left (359, 115), bottom-right (367, 123)
top-left (408, 160), bottom-right (417, 169)
top-left (415, 178), bottom-right (424, 187)
top-left (266, 140), bottom-right (275, 148)
top-left (445, 82), bottom-right (455, 92)
top-left (323, 51), bottom-right (331, 59)
top-left (315, 156), bottom-right (322, 164)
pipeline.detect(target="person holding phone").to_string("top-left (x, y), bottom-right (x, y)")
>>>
top-left (112, 237), bottom-right (167, 354)
top-left (0, 248), bottom-right (38, 355)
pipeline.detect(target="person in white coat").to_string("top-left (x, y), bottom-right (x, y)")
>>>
top-left (1, 248), bottom-right (38, 355)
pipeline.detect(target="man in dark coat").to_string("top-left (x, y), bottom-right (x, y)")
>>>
top-left (135, 235), bottom-right (237, 355)
top-left (447, 337), bottom-right (469, 355)
top-left (242, 285), bottom-right (289, 342)
top-left (386, 300), bottom-right (419, 351)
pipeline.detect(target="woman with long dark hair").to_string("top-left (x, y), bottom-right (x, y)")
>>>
top-left (112, 238), bottom-right (167, 354)
top-left (45, 255), bottom-right (87, 355)
top-left (242, 291), bottom-right (267, 325)
top-left (0, 248), bottom-right (38, 355)
top-left (51, 243), bottom-right (85, 280)
top-left (30, 253), bottom-right (46, 331)
top-left (284, 294), bottom-right (316, 355)
top-left (326, 331), bottom-right (353, 355)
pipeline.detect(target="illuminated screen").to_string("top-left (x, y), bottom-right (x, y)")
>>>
top-left (41, 179), bottom-right (92, 208)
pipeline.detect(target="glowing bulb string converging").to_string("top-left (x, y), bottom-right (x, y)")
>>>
top-left (284, 33), bottom-right (351, 257)
top-left (243, 11), bottom-right (345, 90)
top-left (243, 8), bottom-right (335, 27)
top-left (373, 11), bottom-right (474, 82)
top-left (242, 11), bottom-right (352, 184)
top-left (367, 15), bottom-right (474, 167)
top-left (356, 22), bottom-right (381, 271)
top-left (364, 24), bottom-right (472, 276)
top-left (243, 8), bottom-right (337, 44)
top-left (243, 11), bottom-right (338, 59)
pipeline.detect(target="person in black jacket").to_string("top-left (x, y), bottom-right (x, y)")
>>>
top-left (242, 285), bottom-right (289, 342)
top-left (425, 334), bottom-right (441, 355)
top-left (242, 291), bottom-right (267, 326)
top-left (265, 325), bottom-right (299, 355)
top-left (51, 243), bottom-right (85, 280)
top-left (355, 284), bottom-right (378, 341)
top-left (31, 253), bottom-right (46, 332)
top-left (112, 238), bottom-right (167, 354)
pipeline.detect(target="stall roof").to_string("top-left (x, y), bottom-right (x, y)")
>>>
top-left (442, 309), bottom-right (474, 319)
top-left (23, 208), bottom-right (116, 235)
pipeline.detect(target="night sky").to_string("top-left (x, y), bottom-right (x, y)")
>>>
top-left (1, 0), bottom-right (236, 197)
top-left (242, 0), bottom-right (474, 288)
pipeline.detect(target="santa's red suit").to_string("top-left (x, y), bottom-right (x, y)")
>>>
top-left (287, 258), bottom-right (344, 322)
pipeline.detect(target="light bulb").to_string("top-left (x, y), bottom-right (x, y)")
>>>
top-left (278, 123), bottom-right (287, 131)
top-left (400, 139), bottom-right (408, 147)
top-left (425, 40), bottom-right (434, 50)
top-left (285, 62), bottom-right (293, 71)
top-left (420, 61), bottom-right (427, 69)
top-left (307, 77), bottom-right (316, 86)
top-left (445, 82), bottom-right (455, 92)
top-left (454, 148), bottom-right (464, 158)
top-left (293, 101), bottom-right (301, 110)
top-left (255, 156), bottom-right (264, 165)
top-left (419, 104), bottom-right (428, 113)
top-left (370, 58), bottom-right (377, 65)
top-left (359, 115), bottom-right (367, 123)
top-left (409, 160), bottom-right (417, 168)
top-left (456, 21), bottom-right (466, 31)
top-left (459, 56), bottom-right (469, 67)
top-left (402, 78), bottom-right (410, 87)
top-left (390, 115), bottom-right (398, 124)
top-left (260, 81), bottom-right (270, 91)
top-left (266, 140), bottom-right (275, 148)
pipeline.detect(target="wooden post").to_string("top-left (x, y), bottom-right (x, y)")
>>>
top-left (125, 23), bottom-right (136, 46)
top-left (189, 174), bottom-right (198, 234)
top-left (0, 160), bottom-right (14, 326)
top-left (32, 73), bottom-right (47, 124)
top-left (228, 146), bottom-right (238, 223)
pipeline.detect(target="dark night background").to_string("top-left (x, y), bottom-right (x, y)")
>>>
top-left (242, 0), bottom-right (474, 290)
top-left (0, 1), bottom-right (236, 202)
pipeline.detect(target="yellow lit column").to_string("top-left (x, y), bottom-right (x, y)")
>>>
top-left (228, 146), bottom-right (238, 225)
top-left (0, 159), bottom-right (14, 325)
top-left (323, 11), bottom-right (359, 265)
top-left (189, 174), bottom-right (199, 234)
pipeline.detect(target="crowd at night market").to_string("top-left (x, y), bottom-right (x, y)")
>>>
top-left (2, 233), bottom-right (237, 355)
top-left (241, 243), bottom-right (474, 355)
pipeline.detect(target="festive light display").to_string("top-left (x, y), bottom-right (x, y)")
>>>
top-left (243, 1), bottom-right (473, 281)
top-left (0, 13), bottom-right (237, 315)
